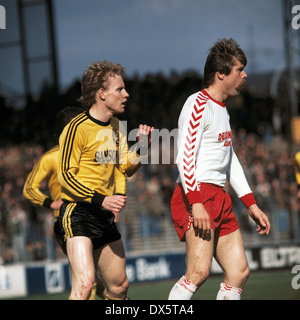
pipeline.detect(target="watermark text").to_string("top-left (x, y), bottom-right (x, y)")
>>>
top-left (95, 121), bottom-right (178, 165)
top-left (291, 265), bottom-right (300, 290)
top-left (0, 5), bottom-right (6, 30)
top-left (292, 5), bottom-right (300, 30)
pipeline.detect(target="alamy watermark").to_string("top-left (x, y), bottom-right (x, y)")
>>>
top-left (0, 5), bottom-right (6, 30)
top-left (292, 5), bottom-right (300, 30)
top-left (291, 265), bottom-right (300, 290)
top-left (97, 121), bottom-right (178, 165)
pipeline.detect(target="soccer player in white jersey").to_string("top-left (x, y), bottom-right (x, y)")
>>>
top-left (168, 38), bottom-right (270, 300)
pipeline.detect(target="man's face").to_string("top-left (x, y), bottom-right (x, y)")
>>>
top-left (223, 57), bottom-right (247, 97)
top-left (103, 74), bottom-right (129, 114)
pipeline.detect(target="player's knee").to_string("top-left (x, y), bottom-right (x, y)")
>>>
top-left (226, 264), bottom-right (250, 287)
top-left (190, 268), bottom-right (210, 287)
top-left (116, 277), bottom-right (129, 296)
top-left (80, 280), bottom-right (94, 298)
top-left (107, 277), bottom-right (129, 299)
top-left (236, 264), bottom-right (250, 283)
top-left (71, 280), bottom-right (94, 300)
top-left (241, 265), bottom-right (250, 283)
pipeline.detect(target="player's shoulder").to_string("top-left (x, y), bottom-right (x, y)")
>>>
top-left (180, 90), bottom-right (210, 119)
top-left (111, 116), bottom-right (119, 127)
top-left (296, 151), bottom-right (300, 162)
top-left (69, 111), bottom-right (88, 125)
top-left (34, 145), bottom-right (59, 169)
top-left (40, 145), bottom-right (59, 159)
top-left (46, 144), bottom-right (59, 154)
top-left (65, 111), bottom-right (88, 132)
top-left (185, 91), bottom-right (200, 104)
top-left (184, 90), bottom-right (211, 109)
top-left (111, 117), bottom-right (126, 133)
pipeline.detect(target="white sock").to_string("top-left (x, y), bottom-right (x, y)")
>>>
top-left (168, 276), bottom-right (198, 300)
top-left (216, 282), bottom-right (242, 300)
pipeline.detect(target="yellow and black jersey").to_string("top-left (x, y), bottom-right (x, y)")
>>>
top-left (23, 145), bottom-right (61, 218)
top-left (58, 111), bottom-right (140, 206)
top-left (23, 142), bottom-right (127, 218)
top-left (114, 166), bottom-right (127, 195)
top-left (295, 151), bottom-right (300, 189)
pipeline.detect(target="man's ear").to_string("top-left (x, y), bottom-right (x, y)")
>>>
top-left (216, 71), bottom-right (225, 81)
top-left (97, 88), bottom-right (106, 101)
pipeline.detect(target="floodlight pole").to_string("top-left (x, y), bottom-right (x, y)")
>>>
top-left (282, 0), bottom-right (299, 117)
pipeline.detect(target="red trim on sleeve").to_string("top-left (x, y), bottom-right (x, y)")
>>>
top-left (186, 191), bottom-right (202, 205)
top-left (182, 93), bottom-right (207, 197)
top-left (240, 193), bottom-right (256, 208)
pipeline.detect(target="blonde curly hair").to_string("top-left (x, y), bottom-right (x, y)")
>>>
top-left (79, 60), bottom-right (125, 108)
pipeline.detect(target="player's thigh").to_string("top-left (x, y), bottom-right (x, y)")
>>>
top-left (67, 236), bottom-right (95, 283)
top-left (95, 239), bottom-right (127, 287)
top-left (185, 226), bottom-right (214, 283)
top-left (214, 229), bottom-right (249, 285)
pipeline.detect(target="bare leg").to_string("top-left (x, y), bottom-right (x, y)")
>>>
top-left (185, 226), bottom-right (214, 287)
top-left (168, 226), bottom-right (214, 300)
top-left (214, 229), bottom-right (250, 288)
top-left (95, 239), bottom-right (129, 300)
top-left (66, 236), bottom-right (95, 300)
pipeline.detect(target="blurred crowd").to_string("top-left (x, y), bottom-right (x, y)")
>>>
top-left (0, 145), bottom-right (57, 264)
top-left (229, 129), bottom-right (300, 241)
top-left (0, 129), bottom-right (299, 265)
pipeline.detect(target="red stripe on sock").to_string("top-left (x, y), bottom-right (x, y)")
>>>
top-left (178, 280), bottom-right (195, 294)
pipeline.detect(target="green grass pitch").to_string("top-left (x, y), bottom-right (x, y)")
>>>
top-left (14, 269), bottom-right (300, 300)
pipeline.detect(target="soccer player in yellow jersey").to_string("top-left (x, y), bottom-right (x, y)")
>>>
top-left (23, 106), bottom-right (84, 251)
top-left (23, 145), bottom-right (62, 217)
top-left (295, 151), bottom-right (300, 199)
top-left (23, 138), bottom-right (126, 251)
top-left (57, 61), bottom-right (154, 300)
top-left (23, 106), bottom-right (127, 299)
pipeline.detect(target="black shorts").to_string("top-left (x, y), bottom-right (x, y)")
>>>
top-left (59, 201), bottom-right (121, 249)
top-left (54, 219), bottom-right (67, 254)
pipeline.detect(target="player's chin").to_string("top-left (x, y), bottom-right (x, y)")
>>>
top-left (115, 106), bottom-right (126, 114)
top-left (236, 81), bottom-right (246, 92)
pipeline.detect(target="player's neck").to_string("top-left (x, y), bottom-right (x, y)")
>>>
top-left (205, 85), bottom-right (228, 103)
top-left (89, 103), bottom-right (113, 123)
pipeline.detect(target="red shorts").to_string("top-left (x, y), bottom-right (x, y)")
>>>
top-left (170, 183), bottom-right (239, 241)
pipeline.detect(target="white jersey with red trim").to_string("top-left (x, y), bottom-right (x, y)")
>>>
top-left (176, 89), bottom-right (254, 207)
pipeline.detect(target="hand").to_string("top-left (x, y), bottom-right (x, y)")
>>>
top-left (50, 199), bottom-right (63, 210)
top-left (102, 195), bottom-right (127, 222)
top-left (192, 203), bottom-right (211, 239)
top-left (136, 124), bottom-right (155, 147)
top-left (248, 204), bottom-right (271, 235)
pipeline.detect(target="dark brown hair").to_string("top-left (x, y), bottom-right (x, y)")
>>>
top-left (79, 60), bottom-right (125, 108)
top-left (202, 38), bottom-right (247, 89)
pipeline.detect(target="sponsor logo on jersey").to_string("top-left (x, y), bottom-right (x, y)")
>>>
top-left (218, 130), bottom-right (232, 147)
